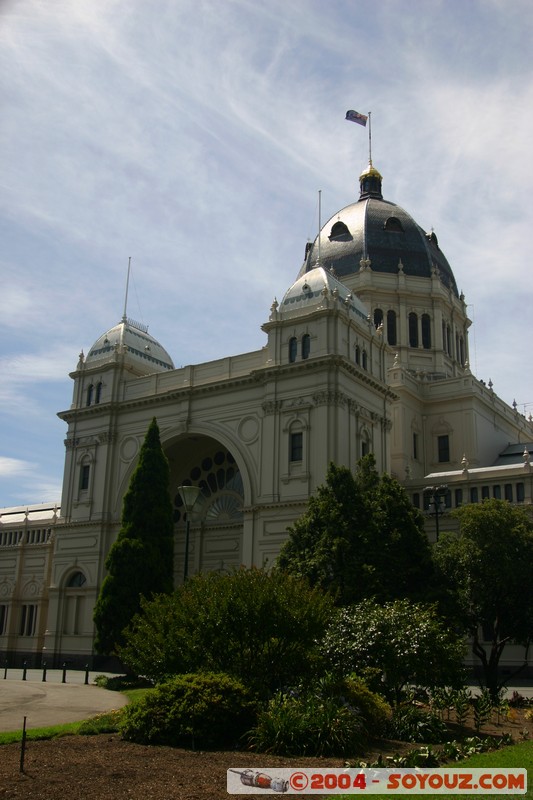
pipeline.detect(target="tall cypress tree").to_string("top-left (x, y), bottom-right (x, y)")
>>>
top-left (93, 417), bottom-right (174, 655)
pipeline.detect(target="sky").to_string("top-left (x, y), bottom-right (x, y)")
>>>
top-left (1, 0), bottom-right (533, 508)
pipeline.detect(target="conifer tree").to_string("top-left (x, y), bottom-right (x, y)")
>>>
top-left (93, 417), bottom-right (174, 655)
top-left (277, 455), bottom-right (433, 605)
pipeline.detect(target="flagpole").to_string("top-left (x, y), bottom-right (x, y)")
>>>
top-left (122, 256), bottom-right (131, 322)
top-left (368, 111), bottom-right (372, 165)
top-left (318, 190), bottom-right (322, 266)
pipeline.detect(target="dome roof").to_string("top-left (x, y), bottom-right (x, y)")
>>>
top-left (299, 164), bottom-right (458, 297)
top-left (86, 317), bottom-right (174, 372)
top-left (280, 265), bottom-right (370, 323)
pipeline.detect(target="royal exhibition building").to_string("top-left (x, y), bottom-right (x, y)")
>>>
top-left (1, 161), bottom-right (532, 670)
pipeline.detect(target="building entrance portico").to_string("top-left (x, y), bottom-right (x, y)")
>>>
top-left (165, 433), bottom-right (246, 579)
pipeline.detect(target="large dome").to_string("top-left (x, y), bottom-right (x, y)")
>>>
top-left (299, 163), bottom-right (458, 297)
top-left (86, 317), bottom-right (174, 372)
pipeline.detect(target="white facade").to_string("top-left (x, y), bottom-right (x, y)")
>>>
top-left (1, 164), bottom-right (532, 668)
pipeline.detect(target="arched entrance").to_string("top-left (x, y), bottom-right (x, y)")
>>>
top-left (165, 434), bottom-right (246, 581)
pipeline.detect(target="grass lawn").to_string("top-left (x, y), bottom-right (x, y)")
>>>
top-left (330, 739), bottom-right (533, 799)
top-left (448, 741), bottom-right (533, 799)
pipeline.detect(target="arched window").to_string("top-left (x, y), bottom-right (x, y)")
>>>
top-left (355, 345), bottom-right (361, 365)
top-left (387, 310), bottom-right (397, 346)
top-left (421, 314), bottom-right (431, 349)
top-left (63, 571), bottom-right (87, 635)
top-left (384, 216), bottom-right (404, 232)
top-left (67, 571), bottom-right (87, 588)
top-left (288, 337), bottom-right (297, 363)
top-left (360, 426), bottom-right (371, 457)
top-left (446, 325), bottom-right (452, 356)
top-left (362, 350), bottom-right (368, 370)
top-left (95, 382), bottom-right (102, 404)
top-left (329, 221), bottom-right (350, 239)
top-left (289, 431), bottom-right (303, 462)
top-left (302, 334), bottom-right (310, 360)
top-left (79, 463), bottom-right (90, 492)
top-left (409, 313), bottom-right (418, 347)
top-left (374, 308), bottom-right (383, 329)
top-left (442, 320), bottom-right (447, 353)
top-left (86, 384), bottom-right (94, 406)
top-left (438, 434), bottom-right (450, 463)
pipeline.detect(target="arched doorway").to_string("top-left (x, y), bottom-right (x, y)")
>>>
top-left (165, 435), bottom-right (246, 581)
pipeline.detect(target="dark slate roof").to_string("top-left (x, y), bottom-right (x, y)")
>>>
top-left (492, 442), bottom-right (533, 466)
top-left (298, 168), bottom-right (458, 297)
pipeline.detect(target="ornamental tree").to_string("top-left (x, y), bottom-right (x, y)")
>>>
top-left (277, 456), bottom-right (433, 605)
top-left (93, 417), bottom-right (174, 655)
top-left (321, 598), bottom-right (466, 702)
top-left (433, 498), bottom-right (533, 698)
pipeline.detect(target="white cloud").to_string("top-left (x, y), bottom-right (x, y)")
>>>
top-left (0, 456), bottom-right (35, 477)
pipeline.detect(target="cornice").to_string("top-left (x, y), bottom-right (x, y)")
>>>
top-left (59, 354), bottom-right (397, 423)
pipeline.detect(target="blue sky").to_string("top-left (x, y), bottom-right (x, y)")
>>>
top-left (1, 0), bottom-right (533, 508)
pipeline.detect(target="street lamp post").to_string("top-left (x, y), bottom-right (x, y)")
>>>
top-left (177, 485), bottom-right (202, 582)
top-left (423, 484), bottom-right (448, 542)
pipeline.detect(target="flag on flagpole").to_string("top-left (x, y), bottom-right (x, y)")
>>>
top-left (345, 109), bottom-right (368, 126)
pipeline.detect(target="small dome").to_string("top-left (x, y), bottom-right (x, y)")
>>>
top-left (86, 317), bottom-right (174, 372)
top-left (280, 266), bottom-right (369, 324)
top-left (299, 164), bottom-right (458, 296)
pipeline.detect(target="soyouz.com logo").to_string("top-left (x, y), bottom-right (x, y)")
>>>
top-left (227, 767), bottom-right (527, 794)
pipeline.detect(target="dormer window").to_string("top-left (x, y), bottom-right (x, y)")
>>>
top-left (329, 221), bottom-right (351, 240)
top-left (384, 216), bottom-right (404, 232)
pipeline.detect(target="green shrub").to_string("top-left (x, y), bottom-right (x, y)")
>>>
top-left (343, 675), bottom-right (391, 736)
top-left (119, 567), bottom-right (334, 694)
top-left (386, 704), bottom-right (449, 743)
top-left (93, 674), bottom-right (153, 691)
top-left (452, 687), bottom-right (472, 727)
top-left (120, 672), bottom-right (257, 749)
top-left (321, 599), bottom-right (466, 702)
top-left (248, 678), bottom-right (368, 757)
top-left (473, 689), bottom-right (494, 732)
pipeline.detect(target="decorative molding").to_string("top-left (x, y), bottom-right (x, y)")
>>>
top-left (312, 390), bottom-right (349, 408)
top-left (285, 397), bottom-right (311, 409)
top-left (0, 578), bottom-right (15, 598)
top-left (262, 400), bottom-right (283, 415)
top-left (98, 431), bottom-right (116, 445)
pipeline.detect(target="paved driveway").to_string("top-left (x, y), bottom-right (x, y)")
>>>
top-left (0, 670), bottom-right (129, 732)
